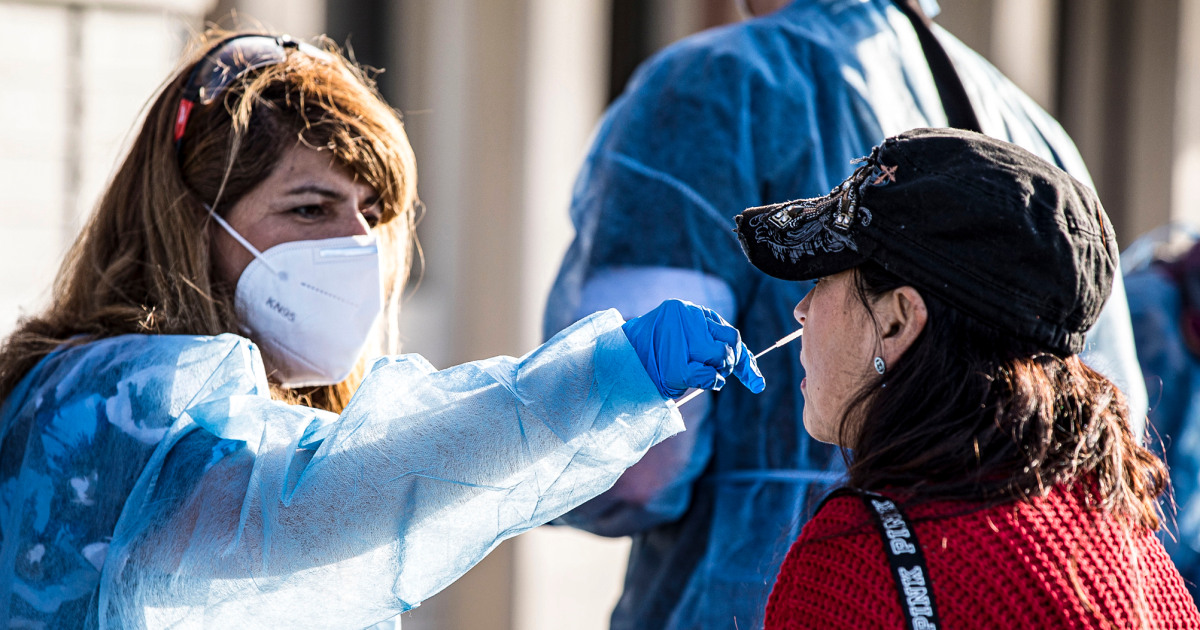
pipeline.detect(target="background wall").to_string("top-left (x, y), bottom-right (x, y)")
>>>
top-left (2, 0), bottom-right (1198, 628)
top-left (0, 0), bottom-right (212, 343)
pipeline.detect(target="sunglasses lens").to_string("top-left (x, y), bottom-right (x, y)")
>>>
top-left (175, 35), bottom-right (334, 151)
top-left (193, 36), bottom-right (290, 105)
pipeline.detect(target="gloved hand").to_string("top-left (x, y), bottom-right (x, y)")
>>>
top-left (621, 299), bottom-right (765, 399)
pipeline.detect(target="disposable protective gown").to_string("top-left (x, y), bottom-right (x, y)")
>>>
top-left (1126, 259), bottom-right (1200, 600)
top-left (0, 310), bottom-right (681, 629)
top-left (543, 0), bottom-right (1148, 628)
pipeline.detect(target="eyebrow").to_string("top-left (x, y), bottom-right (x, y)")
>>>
top-left (285, 184), bottom-right (379, 208)
top-left (285, 184), bottom-right (347, 200)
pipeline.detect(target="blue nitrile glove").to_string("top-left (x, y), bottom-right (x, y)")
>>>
top-left (621, 299), bottom-right (766, 399)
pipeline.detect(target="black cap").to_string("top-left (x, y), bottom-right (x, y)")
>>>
top-left (734, 128), bottom-right (1117, 356)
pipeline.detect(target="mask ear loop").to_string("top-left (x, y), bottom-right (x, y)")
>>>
top-left (205, 205), bottom-right (285, 279)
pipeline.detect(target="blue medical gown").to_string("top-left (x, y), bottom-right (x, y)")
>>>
top-left (0, 310), bottom-right (682, 629)
top-left (1126, 265), bottom-right (1200, 597)
top-left (543, 1), bottom-right (1148, 628)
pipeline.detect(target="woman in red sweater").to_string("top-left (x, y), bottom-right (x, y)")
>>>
top-left (734, 128), bottom-right (1200, 629)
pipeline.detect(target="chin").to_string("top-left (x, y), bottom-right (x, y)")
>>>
top-left (802, 416), bottom-right (839, 445)
top-left (808, 432), bottom-right (840, 446)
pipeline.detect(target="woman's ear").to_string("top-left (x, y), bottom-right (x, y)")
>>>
top-left (874, 286), bottom-right (927, 364)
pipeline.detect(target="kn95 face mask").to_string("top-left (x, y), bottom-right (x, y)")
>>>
top-left (209, 210), bottom-right (383, 388)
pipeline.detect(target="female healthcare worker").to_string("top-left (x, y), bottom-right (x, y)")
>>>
top-left (0, 31), bottom-right (763, 629)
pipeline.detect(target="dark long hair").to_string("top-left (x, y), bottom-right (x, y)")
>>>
top-left (839, 262), bottom-right (1167, 530)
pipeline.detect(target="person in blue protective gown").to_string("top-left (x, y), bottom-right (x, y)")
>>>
top-left (0, 31), bottom-right (763, 629)
top-left (542, 1), bottom-right (1149, 628)
top-left (1125, 230), bottom-right (1200, 601)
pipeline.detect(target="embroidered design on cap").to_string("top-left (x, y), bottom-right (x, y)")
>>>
top-left (743, 188), bottom-right (860, 265)
top-left (871, 163), bottom-right (898, 186)
top-left (743, 156), bottom-right (885, 267)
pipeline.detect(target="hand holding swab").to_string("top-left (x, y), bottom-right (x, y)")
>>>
top-left (673, 327), bottom-right (804, 406)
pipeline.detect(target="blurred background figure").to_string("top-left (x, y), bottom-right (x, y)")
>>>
top-left (5, 1), bottom-right (1200, 629)
top-left (1124, 224), bottom-right (1200, 601)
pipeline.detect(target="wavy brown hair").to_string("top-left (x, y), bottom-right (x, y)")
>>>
top-left (0, 29), bottom-right (419, 413)
top-left (840, 262), bottom-right (1168, 530)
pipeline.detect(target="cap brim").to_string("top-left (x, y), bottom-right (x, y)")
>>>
top-left (735, 196), bottom-right (869, 282)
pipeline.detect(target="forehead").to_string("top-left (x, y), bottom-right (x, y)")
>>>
top-left (258, 143), bottom-right (375, 195)
top-left (809, 270), bottom-right (863, 312)
top-left (821, 269), bottom-right (856, 291)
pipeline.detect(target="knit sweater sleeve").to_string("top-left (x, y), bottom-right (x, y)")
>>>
top-left (764, 495), bottom-right (905, 629)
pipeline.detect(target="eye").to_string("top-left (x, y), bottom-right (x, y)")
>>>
top-left (289, 205), bottom-right (326, 220)
top-left (360, 198), bottom-right (382, 229)
top-left (361, 207), bottom-right (382, 229)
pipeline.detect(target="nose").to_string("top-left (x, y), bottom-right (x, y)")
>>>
top-left (331, 207), bottom-right (372, 238)
top-left (349, 211), bottom-right (372, 236)
top-left (793, 290), bottom-right (812, 325)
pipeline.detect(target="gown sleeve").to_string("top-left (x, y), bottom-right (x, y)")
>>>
top-left (98, 309), bottom-right (683, 629)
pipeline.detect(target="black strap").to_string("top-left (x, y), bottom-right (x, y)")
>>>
top-left (861, 491), bottom-right (942, 630)
top-left (891, 0), bottom-right (983, 133)
top-left (817, 489), bottom-right (942, 630)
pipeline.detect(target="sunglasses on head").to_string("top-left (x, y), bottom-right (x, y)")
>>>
top-left (173, 34), bottom-right (332, 157)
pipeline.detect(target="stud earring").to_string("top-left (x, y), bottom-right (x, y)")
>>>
top-left (873, 356), bottom-right (886, 375)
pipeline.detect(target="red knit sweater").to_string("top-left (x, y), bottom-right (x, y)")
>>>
top-left (765, 482), bottom-right (1200, 629)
